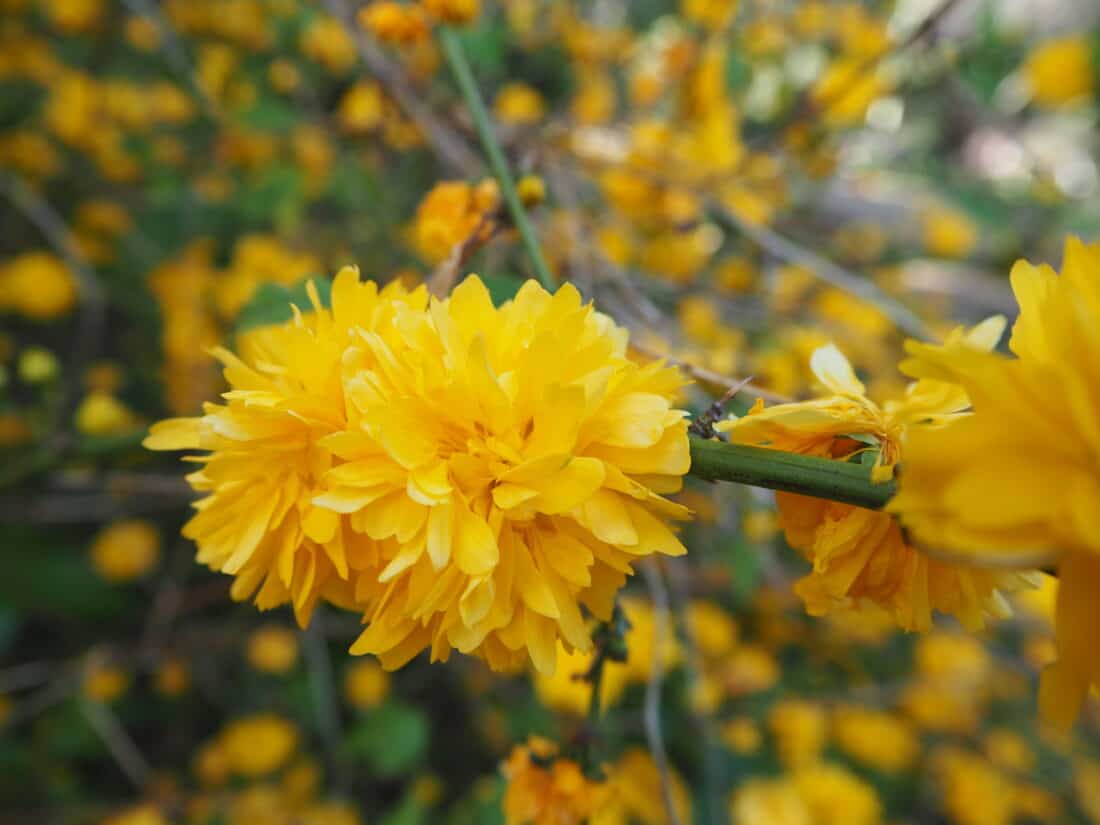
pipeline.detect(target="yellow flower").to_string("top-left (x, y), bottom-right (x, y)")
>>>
top-left (219, 714), bottom-right (298, 777)
top-left (43, 0), bottom-right (103, 32)
top-left (246, 625), bottom-right (300, 674)
top-left (17, 346), bottom-right (59, 383)
top-left (83, 660), bottom-right (130, 703)
top-left (792, 762), bottom-right (881, 825)
top-left (300, 16), bottom-right (358, 75)
top-left (1023, 36), bottom-right (1095, 107)
top-left (720, 331), bottom-right (1018, 631)
top-left (413, 179), bottom-right (499, 263)
top-left (731, 776), bottom-right (810, 825)
top-left (154, 656), bottom-right (190, 697)
top-left (501, 736), bottom-right (605, 825)
top-left (685, 599), bottom-right (737, 658)
top-left (0, 252), bottom-right (77, 320)
top-left (534, 642), bottom-right (628, 715)
top-left (344, 659), bottom-right (391, 709)
top-left (358, 1), bottom-right (429, 45)
top-left (811, 58), bottom-right (890, 127)
top-left (100, 804), bottom-right (170, 825)
top-left (75, 392), bottom-right (139, 435)
top-left (769, 699), bottom-right (828, 769)
top-left (593, 747), bottom-right (692, 825)
top-left (90, 520), bottom-right (161, 582)
top-left (145, 272), bottom-right (427, 625)
top-left (890, 237), bottom-right (1100, 728)
top-left (337, 80), bottom-right (384, 134)
top-left (923, 209), bottom-right (978, 259)
top-left (494, 83), bottom-right (547, 126)
top-left (721, 717), bottom-right (761, 754)
top-left (831, 706), bottom-right (919, 773)
top-left (933, 748), bottom-right (1014, 825)
top-left (681, 0), bottom-right (738, 30)
top-left (422, 0), bottom-right (479, 26)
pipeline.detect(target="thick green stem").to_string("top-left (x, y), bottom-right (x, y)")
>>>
top-left (438, 27), bottom-right (556, 292)
top-left (688, 436), bottom-right (895, 510)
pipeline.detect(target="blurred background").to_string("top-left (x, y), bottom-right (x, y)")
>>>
top-left (1, 0), bottom-right (1099, 823)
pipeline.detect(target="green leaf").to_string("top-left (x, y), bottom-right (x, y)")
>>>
top-left (724, 50), bottom-right (752, 93)
top-left (235, 277), bottom-right (330, 335)
top-left (344, 702), bottom-right (429, 778)
top-left (236, 100), bottom-right (300, 133)
top-left (381, 795), bottom-right (427, 825)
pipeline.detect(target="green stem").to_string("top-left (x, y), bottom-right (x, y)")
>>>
top-left (438, 27), bottom-right (556, 292)
top-left (688, 436), bottom-right (896, 510)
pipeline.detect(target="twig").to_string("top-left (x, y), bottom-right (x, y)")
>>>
top-left (438, 27), bottom-right (556, 291)
top-left (324, 0), bottom-right (482, 176)
top-left (427, 214), bottom-right (499, 297)
top-left (640, 562), bottom-right (682, 825)
top-left (706, 200), bottom-right (928, 339)
top-left (80, 697), bottom-right (152, 791)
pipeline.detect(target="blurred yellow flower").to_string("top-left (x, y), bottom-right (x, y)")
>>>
top-left (300, 16), bottom-right (357, 75)
top-left (494, 83), bottom-right (547, 126)
top-left (502, 736), bottom-right (605, 825)
top-left (337, 81), bottom-right (384, 134)
top-left (731, 776), bottom-right (810, 825)
top-left (831, 706), bottom-right (919, 773)
top-left (344, 659), bottom-right (391, 709)
top-left (359, 1), bottom-right (429, 44)
top-left (593, 747), bottom-right (692, 825)
top-left (923, 209), bottom-right (978, 259)
top-left (413, 179), bottom-right (499, 263)
top-left (769, 699), bottom-right (828, 769)
top-left (83, 660), bottom-right (130, 703)
top-left (891, 237), bottom-right (1100, 729)
top-left (90, 519), bottom-right (161, 583)
top-left (793, 762), bottom-right (881, 825)
top-left (811, 58), bottom-right (890, 127)
top-left (0, 252), bottom-right (77, 320)
top-left (17, 346), bottom-right (59, 383)
top-left (154, 656), bottom-right (191, 697)
top-left (423, 0), bottom-right (479, 26)
top-left (75, 391), bottom-right (139, 435)
top-left (246, 625), bottom-right (300, 674)
top-left (220, 714), bottom-right (299, 777)
top-left (1023, 36), bottom-right (1095, 107)
top-left (934, 748), bottom-right (1014, 825)
top-left (100, 804), bottom-right (170, 825)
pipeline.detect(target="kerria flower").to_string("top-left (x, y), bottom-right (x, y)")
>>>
top-left (890, 237), bottom-right (1100, 729)
top-left (501, 736), bottom-right (606, 825)
top-left (148, 271), bottom-right (691, 674)
top-left (322, 276), bottom-right (691, 673)
top-left (144, 270), bottom-right (428, 624)
top-left (717, 328), bottom-right (1021, 632)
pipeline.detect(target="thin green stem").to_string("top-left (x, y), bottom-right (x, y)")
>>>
top-left (688, 436), bottom-right (896, 510)
top-left (438, 27), bottom-right (556, 292)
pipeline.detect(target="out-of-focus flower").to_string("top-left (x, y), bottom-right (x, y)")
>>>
top-left (933, 748), bottom-right (1014, 825)
top-left (1023, 36), bottom-right (1095, 107)
top-left (359, 2), bottom-right (429, 45)
top-left (923, 209), bottom-right (978, 259)
top-left (769, 699), bottom-right (828, 769)
top-left (413, 179), bottom-right (499, 263)
top-left (337, 81), bottom-right (384, 134)
top-left (344, 659), bottom-right (390, 709)
top-left (593, 747), bottom-right (692, 825)
top-left (83, 659), bottom-right (130, 703)
top-left (75, 391), bottom-right (140, 435)
top-left (0, 252), bottom-right (77, 320)
top-left (422, 0), bottom-right (479, 26)
top-left (154, 656), bottom-right (190, 697)
top-left (720, 330), bottom-right (1020, 631)
top-left (494, 83), bottom-right (547, 126)
top-left (501, 736), bottom-right (605, 825)
top-left (811, 59), bottom-right (890, 127)
top-left (100, 804), bottom-right (170, 825)
top-left (831, 706), bottom-right (919, 773)
top-left (300, 16), bottom-right (357, 75)
top-left (90, 520), bottom-right (161, 582)
top-left (793, 762), bottom-right (881, 825)
top-left (219, 714), bottom-right (299, 777)
top-left (246, 625), bottom-right (300, 674)
top-left (891, 237), bottom-right (1100, 729)
top-left (17, 346), bottom-right (59, 383)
